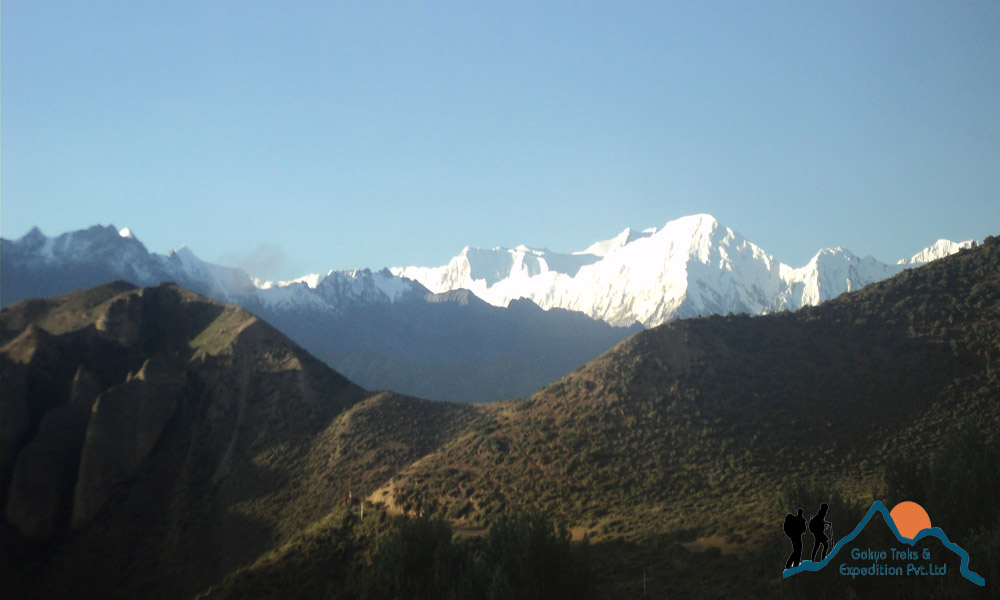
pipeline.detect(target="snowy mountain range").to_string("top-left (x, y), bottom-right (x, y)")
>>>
top-left (0, 224), bottom-right (427, 311)
top-left (393, 214), bottom-right (976, 326)
top-left (0, 224), bottom-right (638, 403)
top-left (2, 216), bottom-right (975, 328)
top-left (0, 216), bottom-right (975, 401)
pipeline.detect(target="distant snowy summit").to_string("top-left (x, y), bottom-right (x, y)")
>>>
top-left (0, 224), bottom-right (428, 311)
top-left (392, 214), bottom-right (977, 327)
top-left (897, 239), bottom-right (976, 265)
top-left (0, 224), bottom-right (641, 403)
top-left (1, 216), bottom-right (976, 328)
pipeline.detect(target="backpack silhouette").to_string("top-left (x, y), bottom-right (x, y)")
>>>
top-left (783, 508), bottom-right (807, 569)
top-left (784, 512), bottom-right (806, 537)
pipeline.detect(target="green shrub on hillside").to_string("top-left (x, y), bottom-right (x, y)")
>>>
top-left (338, 512), bottom-right (594, 600)
top-left (884, 422), bottom-right (1000, 541)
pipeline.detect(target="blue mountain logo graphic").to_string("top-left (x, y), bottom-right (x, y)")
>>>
top-left (783, 500), bottom-right (985, 586)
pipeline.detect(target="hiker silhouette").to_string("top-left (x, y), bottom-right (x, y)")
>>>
top-left (809, 503), bottom-right (832, 562)
top-left (783, 508), bottom-right (807, 569)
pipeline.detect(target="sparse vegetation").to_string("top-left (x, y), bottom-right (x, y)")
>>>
top-left (3, 237), bottom-right (1000, 598)
top-left (334, 511), bottom-right (593, 600)
top-left (374, 236), bottom-right (1000, 596)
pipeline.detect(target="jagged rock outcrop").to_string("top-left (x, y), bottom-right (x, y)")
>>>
top-left (0, 324), bottom-right (63, 519)
top-left (6, 401), bottom-right (91, 538)
top-left (0, 281), bottom-right (370, 600)
top-left (71, 356), bottom-right (186, 528)
top-left (0, 362), bottom-right (30, 515)
top-left (5, 366), bottom-right (101, 538)
top-left (95, 293), bottom-right (145, 346)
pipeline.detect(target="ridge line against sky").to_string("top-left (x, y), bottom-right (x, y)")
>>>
top-left (3, 2), bottom-right (998, 281)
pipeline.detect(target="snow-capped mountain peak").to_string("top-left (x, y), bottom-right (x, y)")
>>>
top-left (258, 271), bottom-right (329, 290)
top-left (578, 225), bottom-right (658, 257)
top-left (288, 272), bottom-right (327, 289)
top-left (393, 214), bottom-right (975, 327)
top-left (390, 242), bottom-right (605, 296)
top-left (1, 225), bottom-right (440, 314)
top-left (898, 239), bottom-right (977, 265)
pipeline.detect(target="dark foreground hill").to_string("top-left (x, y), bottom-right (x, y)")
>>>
top-left (0, 282), bottom-right (481, 598)
top-left (4, 235), bottom-right (1000, 598)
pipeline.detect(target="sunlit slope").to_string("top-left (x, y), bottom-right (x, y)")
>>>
top-left (377, 237), bottom-right (1000, 545)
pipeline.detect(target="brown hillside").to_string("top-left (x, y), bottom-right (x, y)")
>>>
top-left (375, 237), bottom-right (1000, 551)
top-left (0, 282), bottom-right (480, 599)
top-left (5, 234), bottom-right (1000, 598)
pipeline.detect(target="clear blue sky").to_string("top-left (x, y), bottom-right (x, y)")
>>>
top-left (4, 1), bottom-right (999, 280)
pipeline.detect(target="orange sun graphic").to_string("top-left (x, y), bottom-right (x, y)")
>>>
top-left (889, 501), bottom-right (932, 539)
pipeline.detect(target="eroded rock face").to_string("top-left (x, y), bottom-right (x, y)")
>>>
top-left (6, 405), bottom-right (90, 538)
top-left (2, 350), bottom-right (189, 537)
top-left (2, 279), bottom-right (366, 599)
top-left (1, 324), bottom-right (65, 526)
top-left (1, 285), bottom-right (234, 539)
top-left (0, 362), bottom-right (30, 514)
top-left (95, 293), bottom-right (145, 346)
top-left (69, 364), bottom-right (104, 413)
top-left (4, 366), bottom-right (102, 538)
top-left (72, 356), bottom-right (186, 529)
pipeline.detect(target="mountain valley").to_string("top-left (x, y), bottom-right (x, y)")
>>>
top-left (0, 215), bottom-right (974, 404)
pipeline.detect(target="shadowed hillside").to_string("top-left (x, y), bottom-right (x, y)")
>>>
top-left (253, 291), bottom-right (641, 404)
top-left (0, 282), bottom-right (482, 599)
